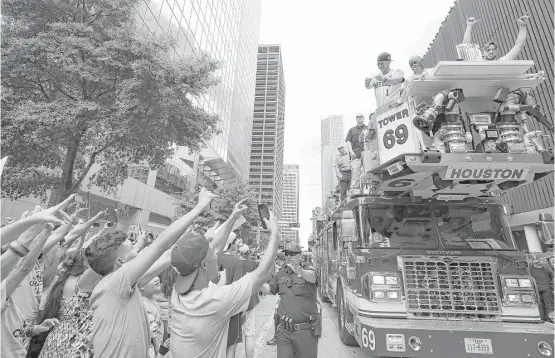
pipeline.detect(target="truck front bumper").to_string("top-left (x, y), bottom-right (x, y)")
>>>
top-left (354, 316), bottom-right (554, 358)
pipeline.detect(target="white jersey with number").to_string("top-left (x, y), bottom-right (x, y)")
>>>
top-left (369, 68), bottom-right (404, 107)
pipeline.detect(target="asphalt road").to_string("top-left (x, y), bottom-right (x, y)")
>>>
top-left (234, 295), bottom-right (367, 358)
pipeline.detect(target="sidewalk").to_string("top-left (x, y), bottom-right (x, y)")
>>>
top-left (234, 295), bottom-right (278, 358)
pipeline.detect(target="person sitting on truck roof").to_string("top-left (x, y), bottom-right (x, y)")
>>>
top-left (462, 15), bottom-right (530, 60)
top-left (407, 56), bottom-right (432, 81)
top-left (364, 52), bottom-right (405, 108)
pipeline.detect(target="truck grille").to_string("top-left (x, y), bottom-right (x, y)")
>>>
top-left (401, 256), bottom-right (502, 320)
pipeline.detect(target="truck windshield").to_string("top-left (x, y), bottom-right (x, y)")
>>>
top-left (434, 204), bottom-right (517, 250)
top-left (354, 204), bottom-right (439, 249)
top-left (353, 203), bottom-right (516, 250)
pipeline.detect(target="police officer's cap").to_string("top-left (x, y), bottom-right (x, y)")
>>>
top-left (284, 242), bottom-right (302, 253)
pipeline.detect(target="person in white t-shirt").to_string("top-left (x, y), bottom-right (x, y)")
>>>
top-left (170, 212), bottom-right (280, 358)
top-left (85, 189), bottom-right (216, 358)
top-left (365, 52), bottom-right (405, 107)
top-left (462, 16), bottom-right (529, 61)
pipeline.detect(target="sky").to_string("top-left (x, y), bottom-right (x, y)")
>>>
top-left (258, 0), bottom-right (457, 249)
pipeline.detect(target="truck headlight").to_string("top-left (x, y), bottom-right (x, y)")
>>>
top-left (387, 291), bottom-right (399, 299)
top-left (505, 278), bottom-right (519, 288)
top-left (385, 276), bottom-right (398, 285)
top-left (372, 275), bottom-right (385, 285)
top-left (518, 279), bottom-right (532, 288)
top-left (374, 291), bottom-right (385, 299)
top-left (521, 294), bottom-right (535, 303)
top-left (507, 294), bottom-right (520, 302)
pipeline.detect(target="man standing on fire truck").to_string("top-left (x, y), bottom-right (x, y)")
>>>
top-left (260, 243), bottom-right (321, 358)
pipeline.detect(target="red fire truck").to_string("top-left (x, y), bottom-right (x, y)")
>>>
top-left (314, 60), bottom-right (554, 358)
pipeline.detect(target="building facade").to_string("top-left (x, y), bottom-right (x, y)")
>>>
top-left (137, 0), bottom-right (262, 183)
top-left (321, 115), bottom-right (344, 206)
top-left (421, 0), bottom-right (554, 229)
top-left (2, 1), bottom-right (263, 231)
top-left (280, 164), bottom-right (300, 244)
top-left (249, 45), bottom-right (286, 220)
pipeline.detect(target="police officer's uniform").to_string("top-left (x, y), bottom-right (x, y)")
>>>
top-left (267, 243), bottom-right (321, 358)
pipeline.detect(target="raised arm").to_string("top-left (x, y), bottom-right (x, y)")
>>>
top-left (2, 226), bottom-right (52, 299)
top-left (462, 17), bottom-right (479, 44)
top-left (137, 248), bottom-right (172, 288)
top-left (212, 199), bottom-right (248, 254)
top-left (123, 189), bottom-right (217, 286)
top-left (247, 213), bottom-right (279, 294)
top-left (1, 211), bottom-right (64, 246)
top-left (500, 16), bottom-right (529, 60)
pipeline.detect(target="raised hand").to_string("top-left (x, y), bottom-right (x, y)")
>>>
top-left (467, 17), bottom-right (479, 26)
top-left (263, 211), bottom-right (278, 233)
top-left (69, 203), bottom-right (88, 224)
top-left (365, 77), bottom-right (372, 88)
top-left (197, 188), bottom-right (219, 211)
top-left (47, 194), bottom-right (77, 216)
top-left (516, 15), bottom-right (529, 26)
top-left (232, 198), bottom-right (249, 219)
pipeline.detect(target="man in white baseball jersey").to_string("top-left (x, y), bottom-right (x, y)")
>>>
top-left (365, 52), bottom-right (405, 108)
top-left (462, 16), bottom-right (529, 61)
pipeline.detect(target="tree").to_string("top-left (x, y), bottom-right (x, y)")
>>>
top-left (1, 0), bottom-right (220, 202)
top-left (176, 181), bottom-right (261, 244)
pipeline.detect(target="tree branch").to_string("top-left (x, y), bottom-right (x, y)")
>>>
top-left (55, 85), bottom-right (78, 101)
top-left (30, 80), bottom-right (50, 100)
top-left (87, 10), bottom-right (103, 25)
top-left (70, 137), bottom-right (121, 192)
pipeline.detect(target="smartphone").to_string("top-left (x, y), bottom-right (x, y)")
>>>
top-left (257, 204), bottom-right (270, 229)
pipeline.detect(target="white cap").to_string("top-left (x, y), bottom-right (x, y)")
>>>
top-left (238, 244), bottom-right (249, 253)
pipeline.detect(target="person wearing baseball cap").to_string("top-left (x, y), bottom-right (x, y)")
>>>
top-left (335, 144), bottom-right (351, 201)
top-left (364, 52), bottom-right (405, 108)
top-left (86, 188), bottom-right (217, 358)
top-left (170, 208), bottom-right (281, 358)
top-left (462, 15), bottom-right (530, 60)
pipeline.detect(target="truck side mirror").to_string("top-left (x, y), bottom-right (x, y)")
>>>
top-left (341, 211), bottom-right (358, 242)
top-left (537, 213), bottom-right (554, 245)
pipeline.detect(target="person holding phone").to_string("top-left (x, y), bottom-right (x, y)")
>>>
top-left (260, 242), bottom-right (321, 358)
top-left (169, 201), bottom-right (280, 358)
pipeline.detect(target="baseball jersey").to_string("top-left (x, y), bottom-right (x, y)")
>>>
top-left (368, 68), bottom-right (405, 107)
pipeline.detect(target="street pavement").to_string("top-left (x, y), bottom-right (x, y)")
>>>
top-left (234, 295), bottom-right (367, 358)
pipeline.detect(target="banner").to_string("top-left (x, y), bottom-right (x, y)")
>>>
top-left (376, 102), bottom-right (420, 163)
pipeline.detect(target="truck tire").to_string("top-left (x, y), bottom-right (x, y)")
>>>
top-left (337, 284), bottom-right (358, 346)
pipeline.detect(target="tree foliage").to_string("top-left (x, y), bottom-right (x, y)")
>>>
top-left (1, 0), bottom-right (220, 201)
top-left (176, 181), bottom-right (261, 242)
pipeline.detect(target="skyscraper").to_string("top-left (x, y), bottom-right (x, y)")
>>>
top-left (249, 45), bottom-right (286, 220)
top-left (281, 164), bottom-right (300, 244)
top-left (321, 115), bottom-right (344, 206)
top-left (137, 0), bottom-right (262, 182)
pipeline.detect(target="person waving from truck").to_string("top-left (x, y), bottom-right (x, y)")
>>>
top-left (462, 15), bottom-right (530, 60)
top-left (364, 52), bottom-right (405, 107)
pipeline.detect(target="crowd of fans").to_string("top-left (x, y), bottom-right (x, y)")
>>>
top-left (1, 189), bottom-right (282, 358)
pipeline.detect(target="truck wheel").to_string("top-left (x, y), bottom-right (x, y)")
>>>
top-left (337, 284), bottom-right (358, 346)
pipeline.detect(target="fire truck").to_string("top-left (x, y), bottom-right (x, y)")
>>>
top-left (314, 60), bottom-right (555, 358)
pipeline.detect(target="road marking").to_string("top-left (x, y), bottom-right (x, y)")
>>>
top-left (253, 312), bottom-right (275, 357)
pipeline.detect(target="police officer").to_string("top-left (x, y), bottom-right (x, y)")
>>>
top-left (261, 243), bottom-right (321, 358)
